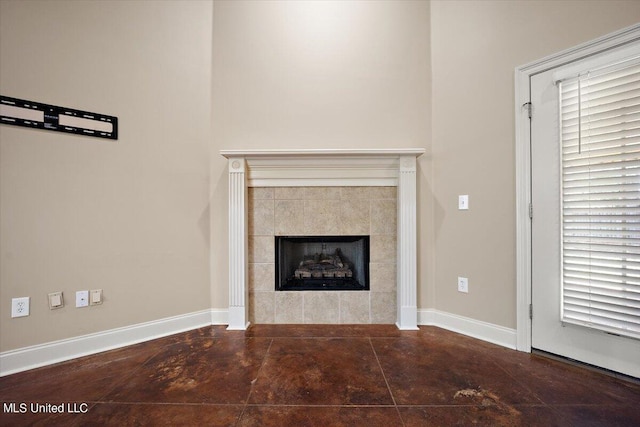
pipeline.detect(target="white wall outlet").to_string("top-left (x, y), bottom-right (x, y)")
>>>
top-left (89, 289), bottom-right (103, 306)
top-left (48, 292), bottom-right (64, 309)
top-left (458, 195), bottom-right (469, 210)
top-left (458, 277), bottom-right (469, 293)
top-left (11, 297), bottom-right (30, 318)
top-left (76, 290), bottom-right (89, 308)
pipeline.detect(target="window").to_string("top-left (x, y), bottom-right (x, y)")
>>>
top-left (559, 57), bottom-right (640, 339)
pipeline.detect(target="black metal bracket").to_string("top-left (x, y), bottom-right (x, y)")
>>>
top-left (0, 95), bottom-right (118, 140)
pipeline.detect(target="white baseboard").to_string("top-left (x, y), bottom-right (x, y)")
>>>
top-left (210, 308), bottom-right (229, 325)
top-left (0, 309), bottom-right (228, 377)
top-left (418, 309), bottom-right (517, 350)
top-left (1, 308), bottom-right (515, 376)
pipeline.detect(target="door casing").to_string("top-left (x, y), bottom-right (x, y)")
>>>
top-left (515, 24), bottom-right (640, 352)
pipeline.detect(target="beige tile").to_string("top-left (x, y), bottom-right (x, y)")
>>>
top-left (370, 186), bottom-right (397, 200)
top-left (304, 200), bottom-right (341, 235)
top-left (249, 263), bottom-right (275, 292)
top-left (340, 199), bottom-right (370, 235)
top-left (249, 236), bottom-right (274, 263)
top-left (340, 292), bottom-right (370, 324)
top-left (340, 187), bottom-right (371, 200)
top-left (369, 263), bottom-right (396, 292)
top-left (248, 199), bottom-right (274, 236)
top-left (303, 292), bottom-right (340, 324)
top-left (275, 292), bottom-right (304, 323)
top-left (275, 187), bottom-right (305, 200)
top-left (251, 291), bottom-right (275, 324)
top-left (249, 187), bottom-right (274, 200)
top-left (275, 200), bottom-right (305, 235)
top-left (371, 291), bottom-right (396, 324)
top-left (370, 235), bottom-right (396, 263)
top-left (370, 199), bottom-right (397, 235)
top-left (304, 187), bottom-right (341, 200)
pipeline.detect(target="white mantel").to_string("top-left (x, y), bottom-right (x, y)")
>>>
top-left (221, 148), bottom-right (424, 330)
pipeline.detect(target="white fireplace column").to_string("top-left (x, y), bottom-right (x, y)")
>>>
top-left (396, 155), bottom-right (419, 330)
top-left (227, 157), bottom-right (249, 330)
top-left (221, 149), bottom-right (424, 330)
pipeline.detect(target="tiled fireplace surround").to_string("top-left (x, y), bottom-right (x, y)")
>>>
top-left (221, 149), bottom-right (424, 330)
top-left (249, 186), bottom-right (397, 324)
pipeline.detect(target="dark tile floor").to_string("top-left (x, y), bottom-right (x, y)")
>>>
top-left (1, 325), bottom-right (639, 426)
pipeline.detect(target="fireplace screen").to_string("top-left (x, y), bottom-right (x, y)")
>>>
top-left (275, 236), bottom-right (370, 291)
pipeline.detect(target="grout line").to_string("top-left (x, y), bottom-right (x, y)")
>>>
top-left (75, 400), bottom-right (623, 409)
top-left (241, 403), bottom-right (399, 408)
top-left (368, 337), bottom-right (405, 427)
top-left (87, 401), bottom-right (247, 407)
top-left (236, 338), bottom-right (274, 426)
top-left (68, 333), bottom-right (210, 425)
top-left (90, 339), bottom-right (172, 404)
top-left (242, 334), bottom-right (402, 339)
top-left (488, 353), bottom-right (547, 405)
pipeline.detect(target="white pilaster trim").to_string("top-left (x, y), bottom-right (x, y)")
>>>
top-left (227, 157), bottom-right (249, 330)
top-left (397, 155), bottom-right (418, 330)
top-left (0, 309), bottom-right (219, 377)
top-left (418, 309), bottom-right (517, 350)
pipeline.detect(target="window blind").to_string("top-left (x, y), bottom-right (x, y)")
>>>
top-left (559, 58), bottom-right (640, 340)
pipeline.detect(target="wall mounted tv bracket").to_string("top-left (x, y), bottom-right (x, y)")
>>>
top-left (0, 95), bottom-right (118, 140)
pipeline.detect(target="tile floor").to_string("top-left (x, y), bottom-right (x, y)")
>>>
top-left (1, 325), bottom-right (639, 426)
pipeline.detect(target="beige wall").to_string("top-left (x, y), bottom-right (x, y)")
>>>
top-left (430, 0), bottom-right (640, 328)
top-left (211, 0), bottom-right (433, 308)
top-left (0, 0), bottom-right (213, 351)
top-left (2, 0), bottom-right (638, 354)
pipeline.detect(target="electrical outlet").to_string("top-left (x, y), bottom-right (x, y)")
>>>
top-left (458, 277), bottom-right (469, 293)
top-left (76, 290), bottom-right (89, 308)
top-left (11, 297), bottom-right (30, 318)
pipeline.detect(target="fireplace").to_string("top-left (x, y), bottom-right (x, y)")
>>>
top-left (221, 148), bottom-right (423, 329)
top-left (275, 236), bottom-right (370, 291)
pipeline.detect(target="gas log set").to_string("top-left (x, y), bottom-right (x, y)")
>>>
top-left (275, 236), bottom-right (370, 291)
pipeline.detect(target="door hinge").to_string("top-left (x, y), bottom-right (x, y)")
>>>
top-left (529, 203), bottom-right (533, 219)
top-left (523, 102), bottom-right (532, 119)
top-left (529, 304), bottom-right (533, 319)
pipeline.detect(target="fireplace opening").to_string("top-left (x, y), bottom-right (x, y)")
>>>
top-left (275, 236), bottom-right (370, 291)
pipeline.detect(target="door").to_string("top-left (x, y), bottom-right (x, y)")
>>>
top-left (531, 43), bottom-right (640, 378)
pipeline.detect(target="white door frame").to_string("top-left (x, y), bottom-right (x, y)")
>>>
top-left (514, 23), bottom-right (640, 352)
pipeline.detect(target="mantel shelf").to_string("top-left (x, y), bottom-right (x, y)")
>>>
top-left (220, 148), bottom-right (425, 158)
top-left (221, 148), bottom-right (425, 188)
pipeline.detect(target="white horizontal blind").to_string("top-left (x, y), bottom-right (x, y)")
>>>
top-left (560, 58), bottom-right (640, 340)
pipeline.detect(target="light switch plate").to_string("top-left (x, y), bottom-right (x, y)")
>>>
top-left (458, 195), bottom-right (469, 210)
top-left (48, 292), bottom-right (64, 309)
top-left (89, 289), bottom-right (103, 306)
top-left (76, 290), bottom-right (89, 308)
